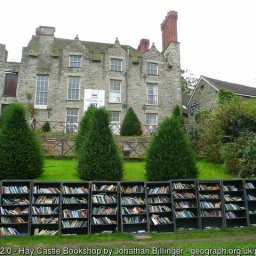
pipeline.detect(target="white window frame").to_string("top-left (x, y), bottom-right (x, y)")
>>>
top-left (109, 80), bottom-right (121, 103)
top-left (69, 55), bottom-right (82, 68)
top-left (146, 113), bottom-right (158, 134)
top-left (147, 62), bottom-right (158, 75)
top-left (65, 108), bottom-right (79, 133)
top-left (110, 58), bottom-right (122, 71)
top-left (147, 83), bottom-right (158, 105)
top-left (34, 75), bottom-right (49, 109)
top-left (67, 76), bottom-right (80, 100)
top-left (110, 111), bottom-right (121, 135)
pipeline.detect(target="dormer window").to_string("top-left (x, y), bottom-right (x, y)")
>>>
top-left (69, 55), bottom-right (82, 68)
top-left (147, 62), bottom-right (158, 75)
top-left (111, 58), bottom-right (122, 71)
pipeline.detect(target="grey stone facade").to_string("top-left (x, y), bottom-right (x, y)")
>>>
top-left (0, 16), bottom-right (181, 132)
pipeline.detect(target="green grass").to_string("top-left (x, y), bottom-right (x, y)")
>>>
top-left (39, 158), bottom-right (231, 181)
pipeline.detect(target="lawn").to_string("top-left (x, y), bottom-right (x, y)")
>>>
top-left (39, 158), bottom-right (231, 181)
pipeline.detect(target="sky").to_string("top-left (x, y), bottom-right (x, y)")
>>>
top-left (1, 0), bottom-right (256, 87)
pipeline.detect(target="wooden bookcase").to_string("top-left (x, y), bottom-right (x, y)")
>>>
top-left (31, 181), bottom-right (61, 236)
top-left (146, 181), bottom-right (174, 232)
top-left (171, 180), bottom-right (200, 232)
top-left (223, 180), bottom-right (248, 228)
top-left (197, 180), bottom-right (224, 230)
top-left (90, 181), bottom-right (119, 234)
top-left (0, 180), bottom-right (31, 236)
top-left (120, 181), bottom-right (148, 233)
top-left (244, 179), bottom-right (256, 227)
top-left (61, 182), bottom-right (90, 235)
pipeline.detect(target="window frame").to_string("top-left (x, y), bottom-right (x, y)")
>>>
top-left (146, 83), bottom-right (158, 105)
top-left (67, 76), bottom-right (80, 100)
top-left (109, 79), bottom-right (122, 103)
top-left (110, 111), bottom-right (121, 135)
top-left (110, 58), bottom-right (122, 71)
top-left (147, 62), bottom-right (159, 76)
top-left (34, 75), bottom-right (49, 109)
top-left (65, 108), bottom-right (79, 133)
top-left (69, 55), bottom-right (82, 68)
top-left (3, 72), bottom-right (18, 97)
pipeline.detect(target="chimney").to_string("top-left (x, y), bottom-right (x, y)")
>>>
top-left (36, 26), bottom-right (55, 37)
top-left (137, 39), bottom-right (150, 53)
top-left (161, 11), bottom-right (178, 52)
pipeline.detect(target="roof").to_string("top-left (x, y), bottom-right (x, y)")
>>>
top-left (201, 76), bottom-right (256, 97)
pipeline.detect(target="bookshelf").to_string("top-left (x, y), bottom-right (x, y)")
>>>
top-left (120, 181), bottom-right (148, 233)
top-left (61, 182), bottom-right (90, 235)
top-left (244, 179), bottom-right (256, 227)
top-left (171, 180), bottom-right (199, 232)
top-left (31, 181), bottom-right (61, 236)
top-left (223, 180), bottom-right (248, 229)
top-left (0, 180), bottom-right (31, 237)
top-left (90, 181), bottom-right (119, 234)
top-left (146, 181), bottom-right (174, 232)
top-left (197, 180), bottom-right (224, 230)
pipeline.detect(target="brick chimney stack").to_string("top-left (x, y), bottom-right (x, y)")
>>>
top-left (161, 11), bottom-right (178, 52)
top-left (137, 39), bottom-right (150, 53)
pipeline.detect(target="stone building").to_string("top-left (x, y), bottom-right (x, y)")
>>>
top-left (187, 75), bottom-right (256, 118)
top-left (0, 11), bottom-right (181, 133)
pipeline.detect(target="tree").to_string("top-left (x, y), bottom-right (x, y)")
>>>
top-left (77, 107), bottom-right (123, 180)
top-left (181, 70), bottom-right (199, 94)
top-left (0, 103), bottom-right (43, 180)
top-left (42, 121), bottom-right (51, 132)
top-left (120, 107), bottom-right (142, 136)
top-left (75, 104), bottom-right (97, 152)
top-left (146, 106), bottom-right (198, 181)
top-left (218, 88), bottom-right (237, 105)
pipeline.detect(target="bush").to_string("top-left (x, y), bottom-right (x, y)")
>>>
top-left (77, 107), bottom-right (123, 180)
top-left (75, 105), bottom-right (97, 152)
top-left (120, 107), bottom-right (142, 136)
top-left (146, 107), bottom-right (198, 181)
top-left (42, 121), bottom-right (51, 132)
top-left (0, 103), bottom-right (44, 180)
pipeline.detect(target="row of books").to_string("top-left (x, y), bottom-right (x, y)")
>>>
top-left (1, 207), bottom-right (29, 215)
top-left (199, 194), bottom-right (219, 199)
top-left (33, 186), bottom-right (60, 194)
top-left (34, 228), bottom-right (58, 236)
top-left (245, 183), bottom-right (256, 189)
top-left (175, 210), bottom-right (196, 218)
top-left (224, 196), bottom-right (242, 201)
top-left (147, 186), bottom-right (169, 194)
top-left (223, 185), bottom-right (239, 192)
top-left (120, 185), bottom-right (144, 193)
top-left (62, 197), bottom-right (87, 204)
top-left (148, 205), bottom-right (172, 213)
top-left (2, 186), bottom-right (29, 194)
top-left (151, 215), bottom-right (172, 225)
top-left (33, 196), bottom-right (59, 204)
top-left (173, 183), bottom-right (195, 190)
top-left (93, 207), bottom-right (118, 215)
top-left (225, 211), bottom-right (239, 219)
top-left (62, 220), bottom-right (87, 228)
top-left (200, 210), bottom-right (222, 217)
top-left (147, 196), bottom-right (171, 204)
top-left (173, 192), bottom-right (196, 199)
top-left (1, 216), bottom-right (27, 224)
top-left (62, 186), bottom-right (88, 194)
top-left (225, 204), bottom-right (245, 211)
top-left (63, 209), bottom-right (88, 218)
top-left (247, 195), bottom-right (256, 201)
top-left (174, 201), bottom-right (196, 209)
top-left (123, 216), bottom-right (146, 224)
top-left (92, 184), bottom-right (117, 192)
top-left (198, 184), bottom-right (220, 191)
top-left (122, 206), bottom-right (145, 215)
top-left (0, 227), bottom-right (19, 236)
top-left (200, 202), bottom-right (221, 209)
top-left (2, 198), bottom-right (29, 206)
top-left (92, 195), bottom-right (117, 204)
top-left (121, 197), bottom-right (144, 205)
top-left (92, 216), bottom-right (117, 225)
top-left (32, 216), bottom-right (58, 224)
top-left (32, 206), bottom-right (59, 215)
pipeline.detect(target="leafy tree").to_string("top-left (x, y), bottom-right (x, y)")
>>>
top-left (218, 88), bottom-right (237, 105)
top-left (42, 121), bottom-right (51, 132)
top-left (172, 105), bottom-right (184, 126)
top-left (0, 103), bottom-right (43, 180)
top-left (77, 107), bottom-right (123, 180)
top-left (120, 107), bottom-right (142, 136)
top-left (75, 105), bottom-right (97, 152)
top-left (146, 110), bottom-right (198, 181)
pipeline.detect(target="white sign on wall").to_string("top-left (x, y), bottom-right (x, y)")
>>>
top-left (84, 89), bottom-right (105, 112)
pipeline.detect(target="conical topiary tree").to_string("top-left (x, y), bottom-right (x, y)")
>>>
top-left (75, 104), bottom-right (97, 152)
top-left (120, 107), bottom-right (142, 136)
top-left (146, 106), bottom-right (198, 181)
top-left (77, 107), bottom-right (123, 180)
top-left (0, 103), bottom-right (44, 180)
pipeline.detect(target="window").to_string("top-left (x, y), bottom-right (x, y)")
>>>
top-left (147, 83), bottom-right (158, 105)
top-left (69, 55), bottom-right (82, 68)
top-left (35, 75), bottom-right (49, 108)
top-left (66, 108), bottom-right (79, 133)
top-left (110, 111), bottom-right (121, 135)
top-left (111, 58), bottom-right (122, 71)
top-left (147, 63), bottom-right (158, 75)
top-left (109, 80), bottom-right (121, 103)
top-left (4, 72), bottom-right (18, 97)
top-left (146, 113), bottom-right (158, 134)
top-left (68, 77), bottom-right (80, 100)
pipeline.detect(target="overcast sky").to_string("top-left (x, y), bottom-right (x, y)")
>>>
top-left (1, 0), bottom-right (256, 87)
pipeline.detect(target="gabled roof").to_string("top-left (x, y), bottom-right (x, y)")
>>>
top-left (201, 76), bottom-right (256, 97)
